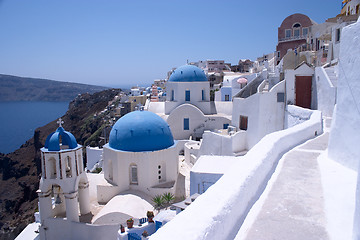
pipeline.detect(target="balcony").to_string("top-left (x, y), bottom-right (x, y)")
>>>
top-left (278, 35), bottom-right (307, 43)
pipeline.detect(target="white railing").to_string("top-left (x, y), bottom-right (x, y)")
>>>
top-left (278, 35), bottom-right (307, 42)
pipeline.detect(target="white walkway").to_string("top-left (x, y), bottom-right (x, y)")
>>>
top-left (237, 133), bottom-right (330, 240)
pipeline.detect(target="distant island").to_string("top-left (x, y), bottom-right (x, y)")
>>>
top-left (0, 74), bottom-right (109, 102)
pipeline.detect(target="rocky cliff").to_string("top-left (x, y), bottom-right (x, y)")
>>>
top-left (0, 74), bottom-right (108, 102)
top-left (0, 88), bottom-right (122, 239)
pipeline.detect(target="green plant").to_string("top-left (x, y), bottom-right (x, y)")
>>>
top-left (152, 195), bottom-right (165, 210)
top-left (91, 167), bottom-right (102, 173)
top-left (162, 192), bottom-right (174, 207)
top-left (127, 218), bottom-right (133, 223)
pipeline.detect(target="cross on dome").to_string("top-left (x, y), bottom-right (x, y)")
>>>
top-left (57, 118), bottom-right (64, 128)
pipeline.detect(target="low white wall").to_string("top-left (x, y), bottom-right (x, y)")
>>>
top-left (150, 108), bottom-right (322, 240)
top-left (97, 184), bottom-right (121, 203)
top-left (41, 218), bottom-right (120, 240)
top-left (285, 105), bottom-right (313, 129)
top-left (315, 67), bottom-right (336, 117)
top-left (198, 130), bottom-right (247, 157)
top-left (198, 131), bottom-right (234, 156)
top-left (232, 130), bottom-right (247, 153)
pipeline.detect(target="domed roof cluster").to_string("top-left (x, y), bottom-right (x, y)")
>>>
top-left (109, 110), bottom-right (174, 152)
top-left (44, 126), bottom-right (78, 151)
top-left (168, 65), bottom-right (207, 82)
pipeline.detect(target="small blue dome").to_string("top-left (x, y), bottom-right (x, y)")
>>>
top-left (44, 127), bottom-right (78, 151)
top-left (168, 65), bottom-right (207, 82)
top-left (109, 110), bottom-right (174, 152)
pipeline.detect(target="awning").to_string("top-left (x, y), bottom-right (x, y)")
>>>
top-left (237, 77), bottom-right (248, 84)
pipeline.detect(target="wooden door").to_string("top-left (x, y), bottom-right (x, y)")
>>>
top-left (295, 76), bottom-right (312, 109)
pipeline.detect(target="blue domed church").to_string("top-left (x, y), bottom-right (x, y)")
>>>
top-left (98, 109), bottom-right (180, 202)
top-left (148, 64), bottom-right (231, 140)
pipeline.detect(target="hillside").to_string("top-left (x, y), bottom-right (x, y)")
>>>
top-left (0, 88), bottom-right (122, 239)
top-left (0, 74), bottom-right (109, 102)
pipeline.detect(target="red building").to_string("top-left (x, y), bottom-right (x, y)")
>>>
top-left (276, 13), bottom-right (316, 61)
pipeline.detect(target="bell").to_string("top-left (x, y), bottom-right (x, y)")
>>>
top-left (55, 194), bottom-right (62, 205)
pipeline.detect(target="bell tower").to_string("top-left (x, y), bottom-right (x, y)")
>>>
top-left (37, 118), bottom-right (90, 235)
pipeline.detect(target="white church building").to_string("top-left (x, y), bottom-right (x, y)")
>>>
top-left (98, 110), bottom-right (180, 202)
top-left (37, 121), bottom-right (91, 238)
top-left (148, 64), bottom-right (232, 140)
top-left (35, 111), bottom-right (183, 240)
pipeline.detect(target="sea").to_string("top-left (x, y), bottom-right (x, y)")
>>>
top-left (0, 101), bottom-right (69, 154)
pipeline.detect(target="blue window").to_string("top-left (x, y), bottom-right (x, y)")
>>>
top-left (171, 90), bottom-right (174, 101)
top-left (202, 90), bottom-right (205, 101)
top-left (184, 118), bottom-right (189, 130)
top-left (185, 90), bottom-right (190, 101)
top-left (277, 92), bottom-right (285, 102)
top-left (223, 123), bottom-right (229, 129)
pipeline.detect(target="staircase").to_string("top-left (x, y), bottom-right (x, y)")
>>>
top-left (325, 67), bottom-right (338, 87)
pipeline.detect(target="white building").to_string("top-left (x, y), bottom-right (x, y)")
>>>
top-left (148, 65), bottom-right (232, 141)
top-left (215, 72), bottom-right (258, 102)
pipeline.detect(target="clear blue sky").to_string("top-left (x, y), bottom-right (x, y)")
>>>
top-left (0, 0), bottom-right (340, 88)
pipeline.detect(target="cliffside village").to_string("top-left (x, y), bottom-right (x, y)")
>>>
top-left (16, 1), bottom-right (360, 239)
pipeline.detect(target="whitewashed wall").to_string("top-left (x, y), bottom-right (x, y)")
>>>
top-left (315, 67), bottom-right (336, 117)
top-left (167, 104), bottom-right (231, 140)
top-left (332, 22), bottom-right (347, 61)
top-left (165, 82), bottom-right (211, 114)
top-left (198, 130), bottom-right (247, 157)
top-left (232, 80), bottom-right (285, 149)
top-left (198, 131), bottom-right (233, 156)
top-left (214, 101), bottom-right (233, 115)
top-left (147, 101), bottom-right (165, 114)
top-left (100, 144), bottom-right (178, 202)
top-left (184, 141), bottom-right (201, 165)
top-left (325, 18), bottom-right (360, 240)
top-left (86, 146), bottom-right (103, 171)
top-left (40, 218), bottom-right (120, 240)
top-left (190, 171), bottom-right (223, 196)
top-left (285, 105), bottom-right (313, 129)
top-left (328, 18), bottom-right (360, 171)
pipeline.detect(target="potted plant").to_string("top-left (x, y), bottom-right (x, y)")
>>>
top-left (147, 211), bottom-right (154, 223)
top-left (126, 218), bottom-right (134, 229)
top-left (120, 224), bottom-right (125, 233)
top-left (142, 230), bottom-right (149, 237)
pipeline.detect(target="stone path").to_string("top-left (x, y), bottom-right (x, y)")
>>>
top-left (242, 132), bottom-right (330, 240)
